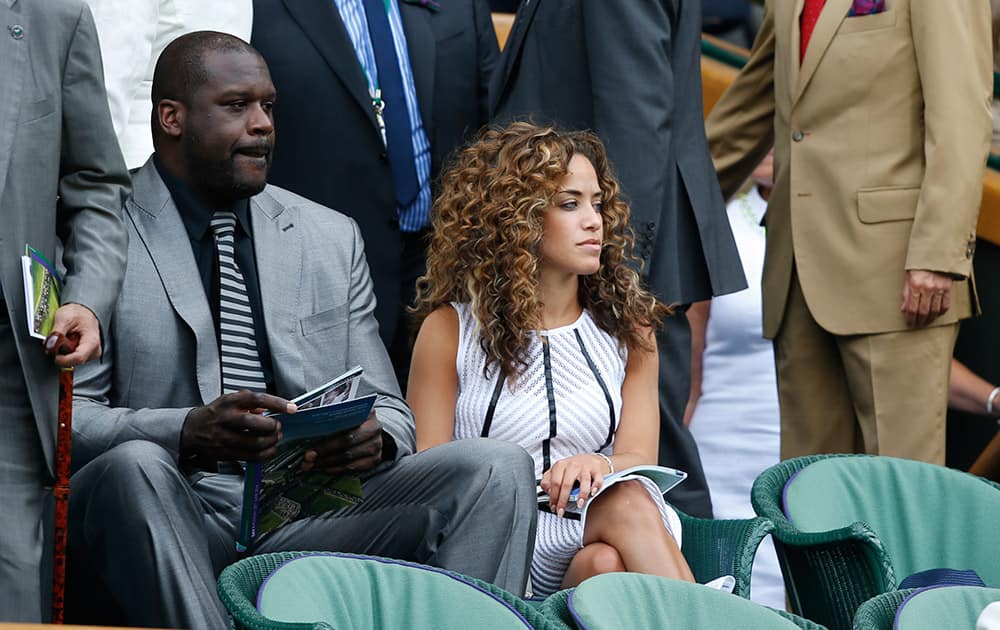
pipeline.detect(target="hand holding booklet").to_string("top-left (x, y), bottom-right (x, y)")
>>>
top-left (237, 366), bottom-right (375, 551)
top-left (537, 464), bottom-right (687, 532)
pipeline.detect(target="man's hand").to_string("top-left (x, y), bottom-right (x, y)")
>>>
top-left (901, 270), bottom-right (954, 328)
top-left (300, 412), bottom-right (384, 476)
top-left (181, 391), bottom-right (295, 462)
top-left (46, 303), bottom-right (102, 368)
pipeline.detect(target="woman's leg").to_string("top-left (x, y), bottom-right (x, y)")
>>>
top-left (561, 542), bottom-right (625, 588)
top-left (581, 480), bottom-right (695, 582)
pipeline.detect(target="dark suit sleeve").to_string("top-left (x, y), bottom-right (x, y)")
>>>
top-left (55, 2), bottom-right (129, 330)
top-left (473, 0), bottom-right (501, 126)
top-left (580, 1), bottom-right (673, 227)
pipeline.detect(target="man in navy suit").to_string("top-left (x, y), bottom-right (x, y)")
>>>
top-left (252, 0), bottom-right (500, 388)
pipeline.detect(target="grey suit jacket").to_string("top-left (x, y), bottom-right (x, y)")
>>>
top-left (0, 0), bottom-right (129, 474)
top-left (72, 161), bottom-right (413, 471)
top-left (491, 0), bottom-right (745, 305)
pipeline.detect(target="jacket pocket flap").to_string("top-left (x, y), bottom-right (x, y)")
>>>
top-left (857, 186), bottom-right (920, 223)
top-left (300, 304), bottom-right (348, 336)
top-left (18, 95), bottom-right (55, 124)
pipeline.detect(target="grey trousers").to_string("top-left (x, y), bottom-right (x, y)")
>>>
top-left (69, 437), bottom-right (536, 629)
top-left (0, 307), bottom-right (50, 622)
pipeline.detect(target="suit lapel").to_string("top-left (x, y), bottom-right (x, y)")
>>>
top-left (0, 0), bottom-right (27, 211)
top-left (490, 0), bottom-right (540, 110)
top-left (399, 1), bottom-right (434, 134)
top-left (283, 0), bottom-right (378, 129)
top-left (128, 163), bottom-right (221, 403)
top-left (794, 0), bottom-right (852, 104)
top-left (251, 190), bottom-right (303, 394)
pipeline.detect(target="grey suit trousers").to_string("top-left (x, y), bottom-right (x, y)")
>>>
top-left (0, 307), bottom-right (50, 622)
top-left (69, 437), bottom-right (536, 629)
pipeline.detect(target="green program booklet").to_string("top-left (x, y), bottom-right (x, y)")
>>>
top-left (21, 245), bottom-right (61, 339)
top-left (237, 366), bottom-right (375, 551)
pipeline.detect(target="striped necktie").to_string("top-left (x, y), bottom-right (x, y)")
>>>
top-left (211, 211), bottom-right (267, 394)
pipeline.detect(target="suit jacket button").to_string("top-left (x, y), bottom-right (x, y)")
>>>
top-left (380, 152), bottom-right (388, 161)
top-left (646, 222), bottom-right (655, 229)
top-left (792, 130), bottom-right (804, 142)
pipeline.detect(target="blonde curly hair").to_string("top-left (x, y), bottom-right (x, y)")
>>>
top-left (413, 122), bottom-right (670, 378)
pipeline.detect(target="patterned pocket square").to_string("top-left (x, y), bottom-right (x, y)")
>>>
top-left (848, 0), bottom-right (886, 16)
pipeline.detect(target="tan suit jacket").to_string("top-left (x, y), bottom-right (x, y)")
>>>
top-left (707, 0), bottom-right (993, 339)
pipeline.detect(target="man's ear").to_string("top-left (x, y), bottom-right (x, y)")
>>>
top-left (156, 99), bottom-right (185, 138)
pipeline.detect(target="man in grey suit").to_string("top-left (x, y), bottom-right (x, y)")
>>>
top-left (0, 0), bottom-right (128, 621)
top-left (491, 0), bottom-right (747, 518)
top-left (69, 32), bottom-right (536, 629)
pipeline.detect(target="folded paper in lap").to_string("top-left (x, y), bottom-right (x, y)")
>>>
top-left (537, 464), bottom-right (687, 528)
top-left (237, 366), bottom-right (374, 551)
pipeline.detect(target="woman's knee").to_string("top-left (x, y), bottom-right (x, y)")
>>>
top-left (574, 542), bottom-right (625, 576)
top-left (589, 480), bottom-right (663, 529)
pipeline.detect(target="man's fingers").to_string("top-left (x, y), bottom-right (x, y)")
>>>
top-left (312, 414), bottom-right (381, 452)
top-left (228, 430), bottom-right (282, 460)
top-left (927, 292), bottom-right (944, 325)
top-left (53, 335), bottom-right (100, 368)
top-left (318, 453), bottom-right (382, 477)
top-left (309, 432), bottom-right (382, 462)
top-left (221, 391), bottom-right (296, 415)
top-left (915, 293), bottom-right (932, 327)
top-left (227, 411), bottom-right (282, 435)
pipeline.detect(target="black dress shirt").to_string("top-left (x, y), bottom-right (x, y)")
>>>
top-left (154, 157), bottom-right (275, 393)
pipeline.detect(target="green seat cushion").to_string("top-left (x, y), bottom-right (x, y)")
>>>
top-left (782, 457), bottom-right (1000, 587)
top-left (257, 553), bottom-right (532, 629)
top-left (567, 573), bottom-right (800, 629)
top-left (894, 586), bottom-right (1000, 629)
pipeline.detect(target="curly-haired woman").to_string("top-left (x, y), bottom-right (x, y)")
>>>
top-left (407, 122), bottom-right (695, 596)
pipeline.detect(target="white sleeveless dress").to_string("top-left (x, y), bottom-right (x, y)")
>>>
top-left (450, 303), bottom-right (682, 596)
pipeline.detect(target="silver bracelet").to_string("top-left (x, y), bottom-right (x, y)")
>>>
top-left (595, 452), bottom-right (614, 475)
top-left (987, 386), bottom-right (1000, 415)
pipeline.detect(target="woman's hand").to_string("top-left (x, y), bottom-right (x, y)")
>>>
top-left (540, 453), bottom-right (613, 518)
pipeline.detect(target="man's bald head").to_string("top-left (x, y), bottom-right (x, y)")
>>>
top-left (152, 31), bottom-right (261, 109)
top-left (150, 30), bottom-right (276, 205)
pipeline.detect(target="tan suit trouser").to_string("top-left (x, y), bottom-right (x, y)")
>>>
top-left (774, 270), bottom-right (957, 464)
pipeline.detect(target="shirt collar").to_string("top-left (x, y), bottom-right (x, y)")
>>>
top-left (153, 154), bottom-right (253, 242)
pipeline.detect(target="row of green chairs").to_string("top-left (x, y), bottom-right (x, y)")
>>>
top-left (751, 454), bottom-right (1000, 630)
top-left (218, 552), bottom-right (823, 629)
top-left (216, 505), bottom-right (815, 629)
top-left (217, 454), bottom-right (1000, 629)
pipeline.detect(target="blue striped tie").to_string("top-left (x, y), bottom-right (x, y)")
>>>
top-left (362, 0), bottom-right (419, 206)
top-left (211, 211), bottom-right (267, 394)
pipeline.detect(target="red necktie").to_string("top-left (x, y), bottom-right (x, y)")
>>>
top-left (800, 0), bottom-right (827, 63)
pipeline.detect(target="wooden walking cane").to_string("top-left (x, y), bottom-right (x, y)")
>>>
top-left (46, 331), bottom-right (78, 625)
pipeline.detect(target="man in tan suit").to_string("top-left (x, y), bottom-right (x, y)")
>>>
top-left (706, 0), bottom-right (993, 464)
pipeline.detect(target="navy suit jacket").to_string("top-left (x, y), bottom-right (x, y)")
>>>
top-left (252, 0), bottom-right (499, 345)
